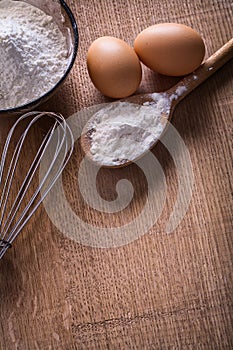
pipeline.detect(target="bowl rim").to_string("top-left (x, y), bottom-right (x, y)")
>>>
top-left (0, 0), bottom-right (79, 115)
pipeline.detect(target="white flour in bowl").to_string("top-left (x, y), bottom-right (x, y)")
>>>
top-left (0, 0), bottom-right (69, 110)
top-left (88, 93), bottom-right (171, 166)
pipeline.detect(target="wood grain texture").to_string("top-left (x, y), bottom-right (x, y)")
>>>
top-left (0, 0), bottom-right (232, 349)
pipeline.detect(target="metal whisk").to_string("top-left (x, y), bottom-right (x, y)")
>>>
top-left (0, 111), bottom-right (74, 259)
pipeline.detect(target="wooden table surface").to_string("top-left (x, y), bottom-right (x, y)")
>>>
top-left (0, 0), bottom-right (232, 349)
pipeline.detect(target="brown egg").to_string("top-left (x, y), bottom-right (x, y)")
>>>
top-left (87, 36), bottom-right (142, 98)
top-left (134, 23), bottom-right (205, 76)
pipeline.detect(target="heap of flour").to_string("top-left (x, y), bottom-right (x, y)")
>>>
top-left (89, 93), bottom-right (171, 166)
top-left (0, 0), bottom-right (69, 109)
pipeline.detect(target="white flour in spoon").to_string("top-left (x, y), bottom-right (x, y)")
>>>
top-left (0, 0), bottom-right (69, 109)
top-left (89, 93), bottom-right (171, 166)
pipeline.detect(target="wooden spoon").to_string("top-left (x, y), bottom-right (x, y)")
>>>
top-left (81, 39), bottom-right (233, 168)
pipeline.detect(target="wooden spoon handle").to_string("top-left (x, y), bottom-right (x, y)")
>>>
top-left (169, 38), bottom-right (233, 106)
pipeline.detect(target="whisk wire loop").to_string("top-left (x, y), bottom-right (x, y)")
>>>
top-left (0, 123), bottom-right (57, 240)
top-left (0, 111), bottom-right (74, 259)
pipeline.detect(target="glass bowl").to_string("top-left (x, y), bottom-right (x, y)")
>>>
top-left (0, 0), bottom-right (79, 117)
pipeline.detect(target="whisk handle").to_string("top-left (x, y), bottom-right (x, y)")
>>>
top-left (0, 239), bottom-right (12, 259)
